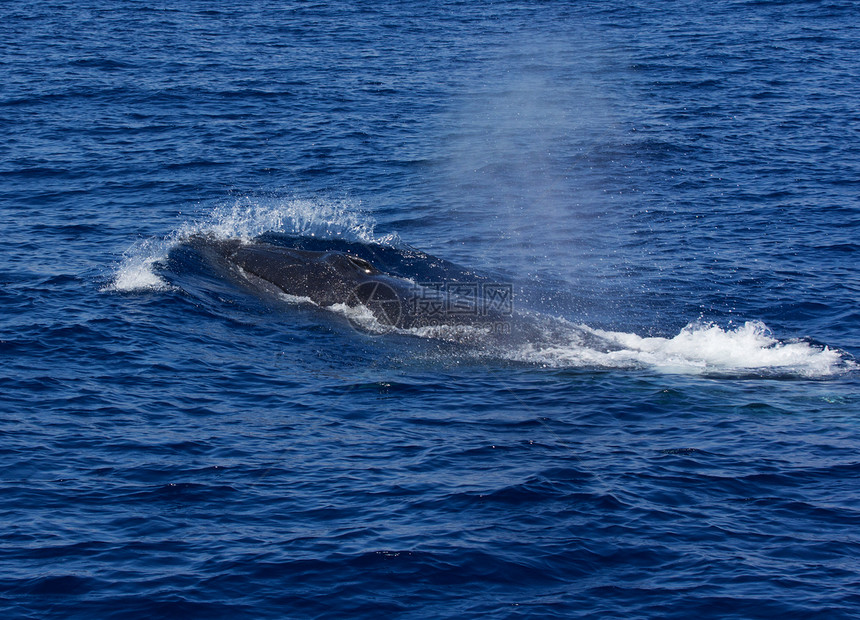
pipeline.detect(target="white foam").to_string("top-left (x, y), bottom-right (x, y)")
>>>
top-left (509, 320), bottom-right (853, 377)
top-left (329, 302), bottom-right (393, 334)
top-left (328, 301), bottom-right (491, 341)
top-left (277, 291), bottom-right (318, 307)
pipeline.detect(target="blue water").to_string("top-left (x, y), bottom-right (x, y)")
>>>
top-left (2, 1), bottom-right (859, 618)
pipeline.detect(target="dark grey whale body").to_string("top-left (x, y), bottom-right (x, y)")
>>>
top-left (184, 235), bottom-right (509, 332)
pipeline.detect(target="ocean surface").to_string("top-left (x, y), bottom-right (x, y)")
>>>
top-left (2, 1), bottom-right (859, 618)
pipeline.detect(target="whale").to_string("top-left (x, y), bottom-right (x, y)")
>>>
top-left (180, 234), bottom-right (511, 332)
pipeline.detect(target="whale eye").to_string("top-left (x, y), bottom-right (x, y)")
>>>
top-left (346, 255), bottom-right (374, 273)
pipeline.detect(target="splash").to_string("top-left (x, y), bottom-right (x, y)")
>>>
top-left (510, 320), bottom-right (853, 378)
top-left (106, 194), bottom-right (393, 292)
top-left (178, 195), bottom-right (396, 245)
top-left (108, 236), bottom-right (174, 293)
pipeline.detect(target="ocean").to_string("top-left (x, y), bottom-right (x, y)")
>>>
top-left (2, 1), bottom-right (859, 618)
